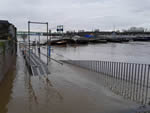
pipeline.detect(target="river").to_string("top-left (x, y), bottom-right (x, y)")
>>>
top-left (52, 41), bottom-right (150, 64)
top-left (18, 35), bottom-right (150, 64)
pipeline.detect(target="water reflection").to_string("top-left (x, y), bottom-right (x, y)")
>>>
top-left (24, 68), bottom-right (63, 112)
top-left (0, 46), bottom-right (64, 113)
top-left (0, 59), bottom-right (16, 113)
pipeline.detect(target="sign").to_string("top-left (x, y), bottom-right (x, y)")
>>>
top-left (57, 25), bottom-right (63, 32)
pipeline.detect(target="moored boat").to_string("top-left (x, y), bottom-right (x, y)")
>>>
top-left (76, 37), bottom-right (89, 44)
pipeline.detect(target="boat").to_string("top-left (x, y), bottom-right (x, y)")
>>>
top-left (89, 38), bottom-right (99, 43)
top-left (49, 39), bottom-right (67, 46)
top-left (133, 36), bottom-right (150, 41)
top-left (120, 38), bottom-right (130, 42)
top-left (55, 40), bottom-right (67, 45)
top-left (89, 38), bottom-right (107, 43)
top-left (63, 39), bottom-right (76, 44)
top-left (76, 37), bottom-right (89, 44)
top-left (107, 38), bottom-right (123, 43)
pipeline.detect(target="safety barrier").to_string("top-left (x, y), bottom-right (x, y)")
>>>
top-left (62, 60), bottom-right (150, 105)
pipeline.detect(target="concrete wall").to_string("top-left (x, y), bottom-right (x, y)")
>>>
top-left (0, 41), bottom-right (5, 81)
top-left (0, 40), bottom-right (16, 82)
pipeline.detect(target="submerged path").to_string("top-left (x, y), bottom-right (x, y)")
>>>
top-left (0, 50), bottom-right (139, 113)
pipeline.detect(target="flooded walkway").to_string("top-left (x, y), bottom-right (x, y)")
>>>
top-left (0, 50), bottom-right (139, 113)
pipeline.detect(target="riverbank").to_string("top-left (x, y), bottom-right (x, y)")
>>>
top-left (0, 47), bottom-right (139, 113)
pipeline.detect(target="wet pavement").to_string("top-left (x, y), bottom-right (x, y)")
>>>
top-left (0, 49), bottom-right (139, 113)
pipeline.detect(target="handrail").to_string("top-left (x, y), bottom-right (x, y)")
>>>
top-left (62, 59), bottom-right (150, 105)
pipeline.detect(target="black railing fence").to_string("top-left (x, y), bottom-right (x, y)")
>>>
top-left (62, 60), bottom-right (150, 105)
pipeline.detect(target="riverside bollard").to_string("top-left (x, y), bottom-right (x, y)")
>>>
top-left (48, 46), bottom-right (51, 61)
top-left (38, 47), bottom-right (40, 58)
top-left (38, 47), bottom-right (40, 53)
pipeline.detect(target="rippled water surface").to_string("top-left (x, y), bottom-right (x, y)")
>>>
top-left (53, 41), bottom-right (150, 64)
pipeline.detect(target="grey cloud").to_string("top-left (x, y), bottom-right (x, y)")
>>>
top-left (0, 0), bottom-right (150, 31)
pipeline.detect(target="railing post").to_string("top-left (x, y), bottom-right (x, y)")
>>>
top-left (133, 64), bottom-right (137, 101)
top-left (131, 63), bottom-right (134, 101)
top-left (145, 65), bottom-right (150, 105)
top-left (64, 60), bottom-right (150, 105)
top-left (136, 64), bottom-right (140, 101)
top-left (142, 64), bottom-right (147, 104)
top-left (139, 64), bottom-right (144, 103)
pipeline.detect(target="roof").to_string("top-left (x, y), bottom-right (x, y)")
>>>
top-left (0, 20), bottom-right (9, 25)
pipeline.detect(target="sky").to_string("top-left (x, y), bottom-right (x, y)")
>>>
top-left (1, 0), bottom-right (150, 31)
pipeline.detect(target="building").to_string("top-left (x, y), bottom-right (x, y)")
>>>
top-left (0, 20), bottom-right (17, 82)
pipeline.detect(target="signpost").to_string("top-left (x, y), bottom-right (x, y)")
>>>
top-left (57, 25), bottom-right (63, 32)
top-left (49, 30), bottom-right (51, 61)
top-left (57, 25), bottom-right (64, 39)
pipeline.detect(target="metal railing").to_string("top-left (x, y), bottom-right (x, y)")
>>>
top-left (62, 60), bottom-right (150, 105)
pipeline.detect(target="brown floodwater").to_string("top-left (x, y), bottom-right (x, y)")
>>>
top-left (0, 48), bottom-right (139, 113)
top-left (52, 41), bottom-right (150, 64)
top-left (0, 58), bottom-right (16, 113)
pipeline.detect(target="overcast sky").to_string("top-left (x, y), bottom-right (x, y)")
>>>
top-left (1, 0), bottom-right (150, 31)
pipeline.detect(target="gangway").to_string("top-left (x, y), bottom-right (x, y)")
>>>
top-left (24, 51), bottom-right (50, 76)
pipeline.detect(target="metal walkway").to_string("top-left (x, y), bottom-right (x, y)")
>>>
top-left (24, 51), bottom-right (50, 76)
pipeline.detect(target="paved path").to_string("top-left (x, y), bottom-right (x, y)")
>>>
top-left (0, 50), bottom-right (139, 113)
